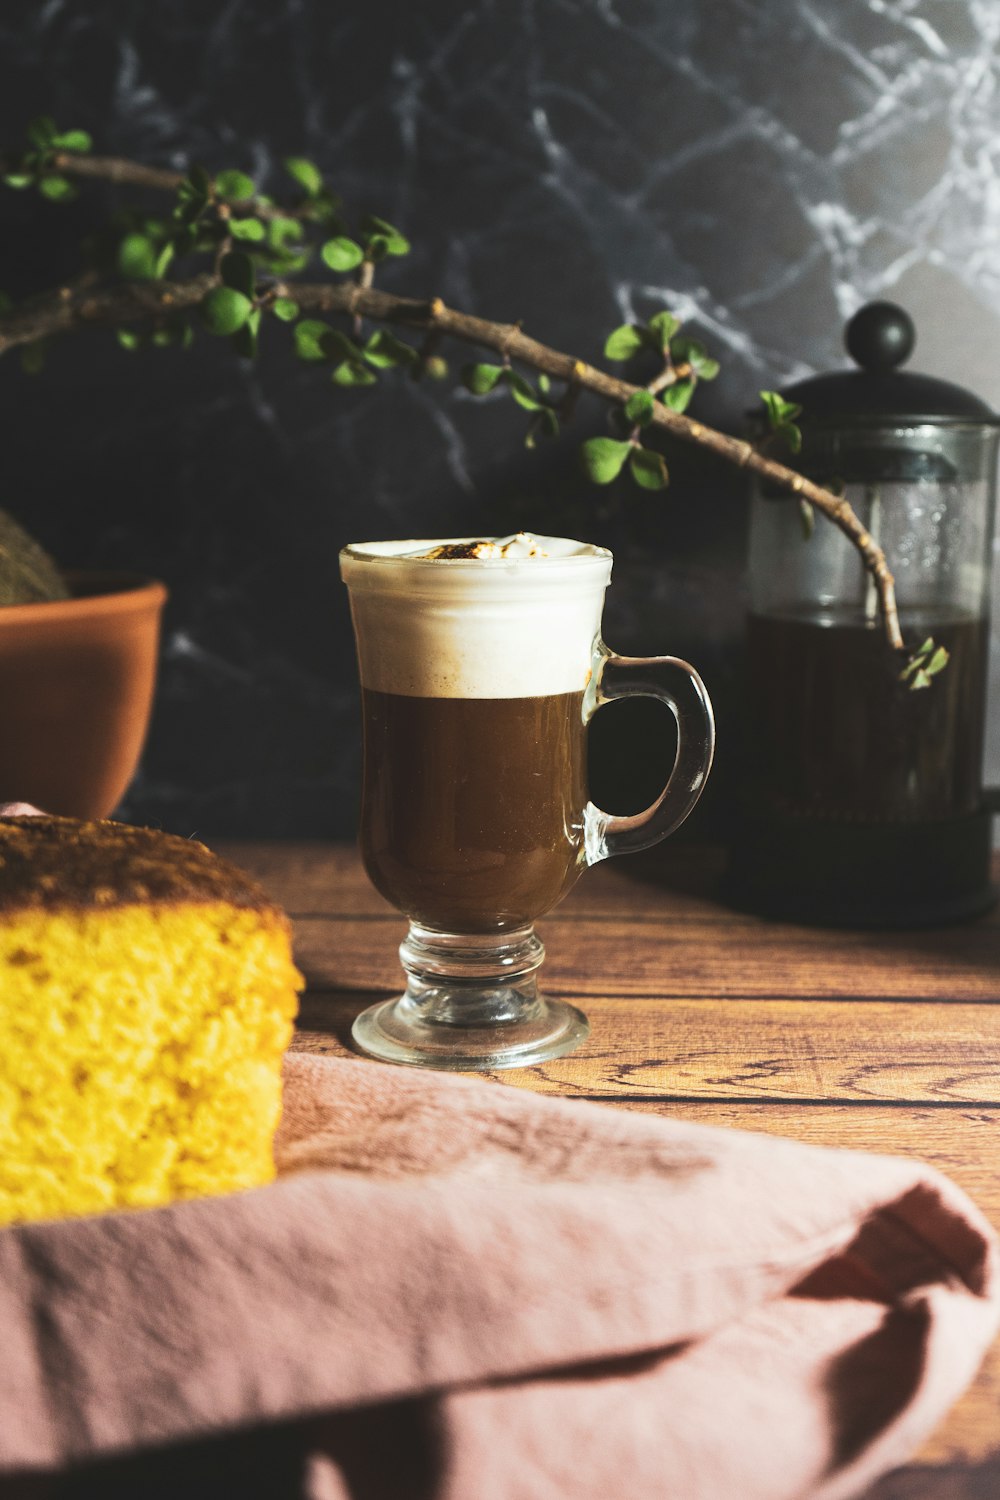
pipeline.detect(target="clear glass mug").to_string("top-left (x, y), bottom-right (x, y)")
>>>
top-left (340, 535), bottom-right (715, 1070)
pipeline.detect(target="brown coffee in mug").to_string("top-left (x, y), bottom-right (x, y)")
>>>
top-left (361, 687), bottom-right (588, 932)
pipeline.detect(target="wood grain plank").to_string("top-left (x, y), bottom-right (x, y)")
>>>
top-left (290, 912), bottom-right (1000, 1001)
top-left (212, 841), bottom-right (395, 917)
top-left (294, 992), bottom-right (1000, 1104)
top-left (217, 842), bottom-right (1000, 1002)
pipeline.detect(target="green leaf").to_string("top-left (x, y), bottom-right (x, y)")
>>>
top-left (629, 446), bottom-right (669, 490)
top-left (307, 189), bottom-right (343, 225)
top-left (780, 421), bottom-right (802, 454)
top-left (231, 307), bottom-right (261, 358)
top-left (581, 436), bottom-right (632, 485)
top-left (760, 390), bottom-right (783, 423)
top-left (332, 361), bottom-right (378, 387)
top-left (38, 175), bottom-right (74, 200)
top-left (910, 668), bottom-right (933, 691)
top-left (151, 327), bottom-right (176, 348)
top-left (624, 389), bottom-right (654, 426)
top-left (117, 233), bottom-right (158, 280)
top-left (271, 297), bottom-right (299, 322)
top-left (462, 362), bottom-right (504, 395)
top-left (760, 390), bottom-right (802, 427)
top-left (504, 369), bottom-right (542, 411)
top-left (321, 236), bottom-right (364, 272)
top-left (284, 156), bottom-right (323, 197)
top-left (173, 196), bottom-right (205, 226)
top-left (669, 336), bottom-right (717, 378)
top-left (175, 169), bottom-right (210, 220)
top-left (603, 324), bottom-right (645, 361)
top-left (926, 645), bottom-right (950, 677)
top-left (363, 329), bottom-right (418, 368)
top-left (671, 334), bottom-right (697, 361)
top-left (154, 241), bottom-right (175, 278)
top-left (361, 214), bottom-right (410, 256)
top-left (648, 310), bottom-right (680, 350)
top-left (538, 408), bottom-right (559, 439)
top-left (214, 169), bottom-right (255, 202)
top-left (2, 174), bottom-right (33, 189)
top-left (220, 250), bottom-right (255, 298)
top-left (26, 115), bottom-right (57, 149)
top-left (116, 329), bottom-right (142, 352)
top-left (326, 330), bottom-right (363, 361)
top-left (270, 245), bottom-right (311, 275)
top-left (293, 320), bottom-right (359, 363)
top-left (294, 319), bottom-right (333, 361)
top-left (229, 216), bottom-right (265, 241)
top-left (538, 372), bottom-right (551, 394)
top-left (661, 377), bottom-right (695, 413)
top-left (200, 285), bottom-right (253, 336)
top-left (799, 499), bottom-right (815, 540)
top-left (268, 215), bottom-right (303, 250)
top-left (899, 638), bottom-right (940, 684)
top-left (365, 234), bottom-right (390, 262)
top-left (51, 128), bottom-right (92, 152)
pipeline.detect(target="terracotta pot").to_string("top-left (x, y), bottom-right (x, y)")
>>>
top-left (0, 572), bottom-right (167, 819)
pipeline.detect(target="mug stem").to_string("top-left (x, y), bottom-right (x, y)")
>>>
top-left (351, 923), bottom-right (589, 1070)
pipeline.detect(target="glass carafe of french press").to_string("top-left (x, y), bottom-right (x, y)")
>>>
top-left (731, 301), bottom-right (999, 926)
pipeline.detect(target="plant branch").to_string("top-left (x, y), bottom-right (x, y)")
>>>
top-left (0, 145), bottom-right (903, 653)
top-left (0, 150), bottom-right (293, 221)
top-left (53, 152), bottom-right (184, 193)
top-left (647, 363), bottom-right (689, 396)
top-left (0, 276), bottom-right (214, 351)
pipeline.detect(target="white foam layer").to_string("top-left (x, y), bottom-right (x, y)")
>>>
top-left (341, 534), bottom-right (612, 698)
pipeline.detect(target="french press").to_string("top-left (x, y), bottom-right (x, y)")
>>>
top-left (731, 301), bottom-right (999, 926)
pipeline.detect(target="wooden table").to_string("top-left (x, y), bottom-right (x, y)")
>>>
top-left (222, 840), bottom-right (1000, 1500)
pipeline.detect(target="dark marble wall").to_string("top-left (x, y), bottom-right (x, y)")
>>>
top-left (1, 0), bottom-right (998, 836)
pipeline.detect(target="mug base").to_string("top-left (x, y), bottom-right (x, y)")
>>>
top-left (352, 994), bottom-right (589, 1071)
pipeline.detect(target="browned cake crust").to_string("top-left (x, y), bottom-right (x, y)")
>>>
top-left (0, 816), bottom-right (283, 915)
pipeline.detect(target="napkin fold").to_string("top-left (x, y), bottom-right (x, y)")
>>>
top-left (0, 1051), bottom-right (996, 1500)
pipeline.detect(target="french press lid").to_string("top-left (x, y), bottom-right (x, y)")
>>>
top-left (774, 302), bottom-right (998, 483)
top-left (783, 302), bottom-right (997, 425)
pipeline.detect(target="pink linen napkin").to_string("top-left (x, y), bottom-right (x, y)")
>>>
top-left (0, 1050), bottom-right (996, 1500)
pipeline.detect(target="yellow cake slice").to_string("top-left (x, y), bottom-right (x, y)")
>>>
top-left (0, 816), bottom-right (301, 1226)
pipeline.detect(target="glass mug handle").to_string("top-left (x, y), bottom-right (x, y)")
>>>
top-left (583, 643), bottom-right (716, 866)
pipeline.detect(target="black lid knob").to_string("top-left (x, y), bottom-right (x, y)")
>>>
top-left (759, 298), bottom-right (996, 426)
top-left (845, 301), bottom-right (915, 371)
